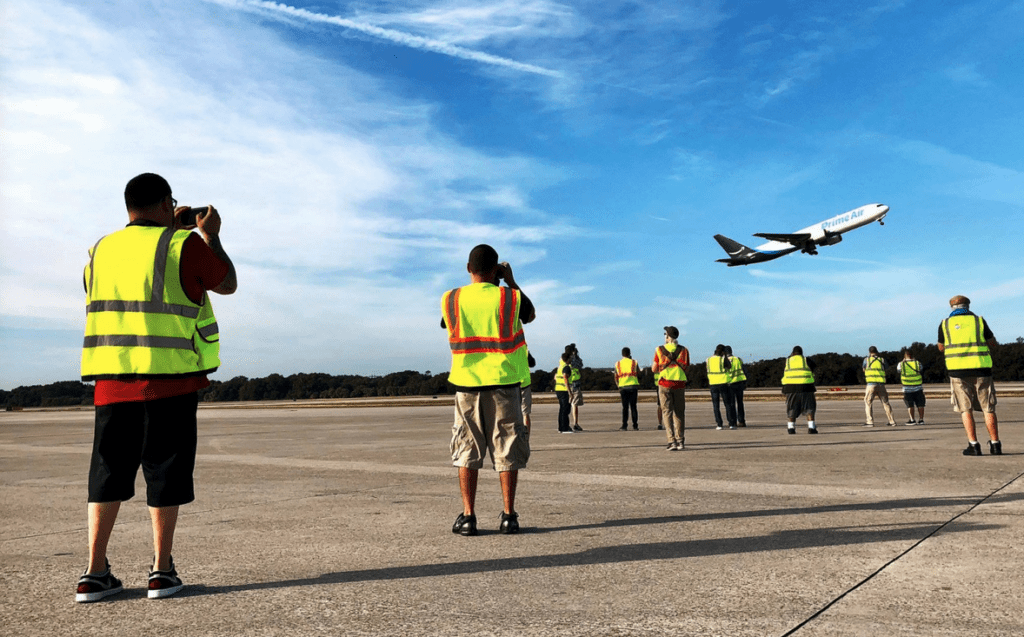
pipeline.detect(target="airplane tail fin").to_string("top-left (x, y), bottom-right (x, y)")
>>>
top-left (714, 234), bottom-right (760, 266)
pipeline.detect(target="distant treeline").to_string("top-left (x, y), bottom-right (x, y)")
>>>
top-left (5, 341), bottom-right (1024, 409)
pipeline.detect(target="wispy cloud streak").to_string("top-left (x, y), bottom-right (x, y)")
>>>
top-left (210, 0), bottom-right (563, 78)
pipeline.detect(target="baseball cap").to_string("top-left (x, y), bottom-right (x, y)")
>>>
top-left (663, 326), bottom-right (679, 339)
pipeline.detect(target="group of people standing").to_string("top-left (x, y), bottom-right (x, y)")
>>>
top-left (75, 211), bottom-right (1005, 604)
top-left (780, 294), bottom-right (1001, 457)
top-left (609, 329), bottom-right (747, 451)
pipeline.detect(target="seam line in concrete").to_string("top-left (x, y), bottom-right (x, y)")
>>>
top-left (779, 468), bottom-right (1024, 637)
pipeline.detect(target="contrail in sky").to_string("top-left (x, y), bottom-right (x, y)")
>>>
top-left (212, 0), bottom-right (563, 78)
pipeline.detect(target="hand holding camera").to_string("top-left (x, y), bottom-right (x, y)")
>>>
top-left (175, 205), bottom-right (221, 238)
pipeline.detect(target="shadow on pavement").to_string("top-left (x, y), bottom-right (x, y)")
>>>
top-left (184, 519), bottom-right (1001, 597)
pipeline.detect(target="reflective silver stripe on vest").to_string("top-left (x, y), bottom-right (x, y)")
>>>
top-left (448, 331), bottom-right (526, 352)
top-left (151, 228), bottom-right (174, 303)
top-left (198, 322), bottom-right (219, 338)
top-left (942, 317), bottom-right (988, 357)
top-left (83, 335), bottom-right (194, 350)
top-left (86, 228), bottom-right (201, 318)
top-left (87, 300), bottom-right (200, 318)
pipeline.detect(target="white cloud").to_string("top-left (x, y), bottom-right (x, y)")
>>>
top-left (0, 0), bottom-right (576, 386)
top-left (206, 0), bottom-right (564, 77)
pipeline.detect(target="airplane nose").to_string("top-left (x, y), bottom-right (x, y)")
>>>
top-left (878, 204), bottom-right (889, 213)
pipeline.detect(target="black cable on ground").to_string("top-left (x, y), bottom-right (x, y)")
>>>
top-left (780, 468), bottom-right (1024, 637)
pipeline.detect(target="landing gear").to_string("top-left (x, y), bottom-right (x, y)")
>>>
top-left (879, 220), bottom-right (884, 225)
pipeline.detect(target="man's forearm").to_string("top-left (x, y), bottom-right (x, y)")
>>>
top-left (206, 234), bottom-right (238, 295)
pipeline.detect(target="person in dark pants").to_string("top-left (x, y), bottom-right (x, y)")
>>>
top-left (614, 347), bottom-right (640, 430)
top-left (555, 352), bottom-right (574, 433)
top-left (706, 343), bottom-right (736, 430)
top-left (77, 173), bottom-right (237, 603)
top-left (725, 345), bottom-right (747, 427)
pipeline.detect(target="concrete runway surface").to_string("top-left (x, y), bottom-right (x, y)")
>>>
top-left (2, 394), bottom-right (1022, 636)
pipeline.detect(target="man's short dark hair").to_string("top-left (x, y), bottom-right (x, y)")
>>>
top-left (125, 173), bottom-right (171, 210)
top-left (868, 345), bottom-right (879, 354)
top-left (622, 347), bottom-right (631, 357)
top-left (467, 244), bottom-right (499, 274)
top-left (791, 345), bottom-right (803, 356)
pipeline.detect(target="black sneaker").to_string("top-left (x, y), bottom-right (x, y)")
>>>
top-left (905, 420), bottom-right (916, 425)
top-left (573, 425), bottom-right (583, 432)
top-left (657, 425), bottom-right (664, 430)
top-left (619, 425), bottom-right (628, 431)
top-left (499, 511), bottom-right (519, 534)
top-left (787, 427), bottom-right (796, 435)
top-left (632, 425), bottom-right (639, 430)
top-left (75, 560), bottom-right (123, 603)
top-left (737, 423), bottom-right (746, 427)
top-left (990, 441), bottom-right (1003, 456)
top-left (666, 443), bottom-right (676, 451)
top-left (962, 442), bottom-right (983, 456)
top-left (807, 427), bottom-right (818, 434)
top-left (917, 420), bottom-right (925, 425)
top-left (147, 557), bottom-right (184, 599)
top-left (452, 513), bottom-right (477, 536)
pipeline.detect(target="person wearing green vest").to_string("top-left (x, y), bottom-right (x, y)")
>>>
top-left (896, 347), bottom-right (926, 425)
top-left (725, 345), bottom-right (747, 427)
top-left (614, 347), bottom-right (641, 430)
top-left (442, 245), bottom-right (535, 535)
top-left (781, 346), bottom-right (818, 434)
top-left (554, 352), bottom-right (575, 433)
top-left (706, 344), bottom-right (736, 430)
top-left (938, 295), bottom-right (1001, 456)
top-left (862, 345), bottom-right (898, 427)
top-left (76, 173), bottom-right (236, 603)
top-left (652, 326), bottom-right (689, 450)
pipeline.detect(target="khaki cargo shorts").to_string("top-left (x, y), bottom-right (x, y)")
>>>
top-left (949, 376), bottom-right (997, 413)
top-left (521, 385), bottom-right (532, 416)
top-left (452, 386), bottom-right (530, 471)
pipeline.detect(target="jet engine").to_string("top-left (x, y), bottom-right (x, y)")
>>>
top-left (819, 233), bottom-right (843, 246)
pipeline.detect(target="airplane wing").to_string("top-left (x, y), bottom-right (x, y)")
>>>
top-left (751, 232), bottom-right (812, 245)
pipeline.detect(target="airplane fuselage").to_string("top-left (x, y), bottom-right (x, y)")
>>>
top-left (754, 203), bottom-right (889, 253)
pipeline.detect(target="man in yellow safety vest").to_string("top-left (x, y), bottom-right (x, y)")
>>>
top-left (652, 326), bottom-right (689, 450)
top-left (706, 344), bottom-right (736, 430)
top-left (614, 347), bottom-right (641, 430)
top-left (441, 244), bottom-right (535, 535)
top-left (725, 345), bottom-right (747, 427)
top-left (862, 345), bottom-right (897, 427)
top-left (781, 346), bottom-right (818, 434)
top-left (76, 173), bottom-right (236, 603)
top-left (896, 347), bottom-right (926, 425)
top-left (938, 295), bottom-right (1001, 456)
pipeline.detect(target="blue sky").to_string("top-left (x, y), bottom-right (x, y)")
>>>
top-left (2, 0), bottom-right (1023, 388)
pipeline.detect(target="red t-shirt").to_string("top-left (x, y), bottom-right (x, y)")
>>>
top-left (93, 229), bottom-right (229, 405)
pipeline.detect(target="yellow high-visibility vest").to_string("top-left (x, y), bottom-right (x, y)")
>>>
top-left (781, 355), bottom-right (814, 385)
top-left (864, 356), bottom-right (886, 384)
top-left (941, 315), bottom-right (993, 371)
top-left (616, 358), bottom-right (639, 388)
top-left (81, 226), bottom-right (219, 380)
top-left (900, 359), bottom-right (923, 386)
top-left (728, 356), bottom-right (747, 383)
top-left (706, 356), bottom-right (729, 386)
top-left (441, 282), bottom-right (528, 387)
top-left (656, 344), bottom-right (687, 383)
top-left (555, 359), bottom-right (570, 391)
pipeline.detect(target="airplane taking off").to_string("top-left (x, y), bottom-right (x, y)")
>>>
top-left (714, 203), bottom-right (889, 266)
